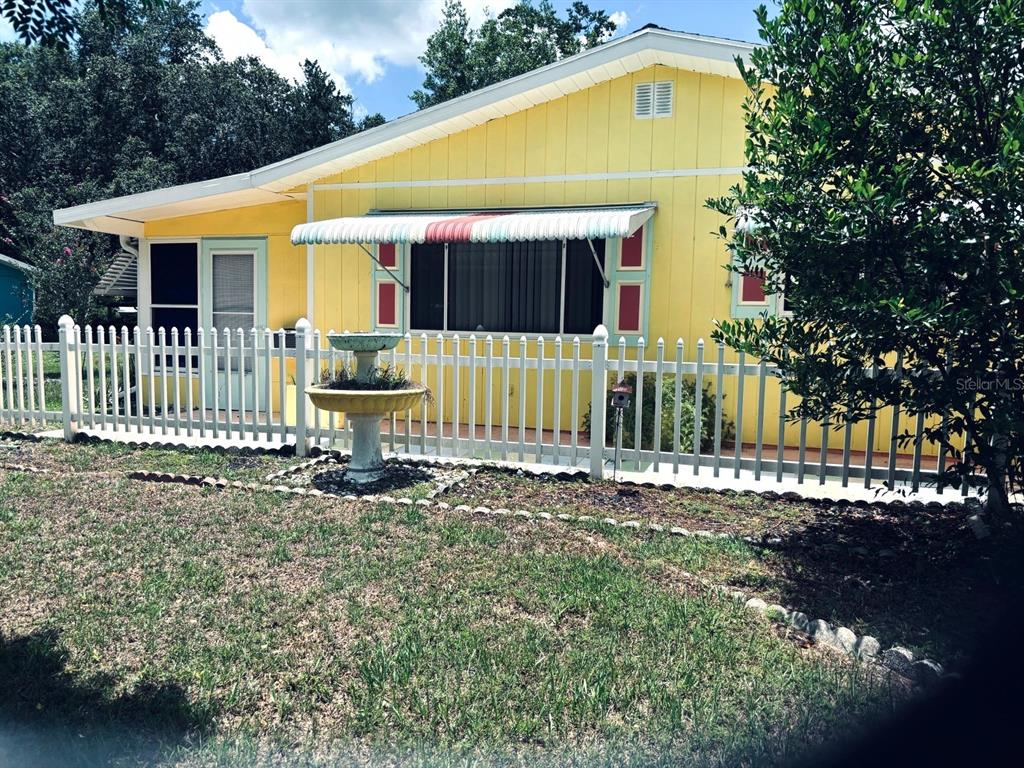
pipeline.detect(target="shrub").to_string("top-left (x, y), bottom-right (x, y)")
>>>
top-left (584, 372), bottom-right (736, 453)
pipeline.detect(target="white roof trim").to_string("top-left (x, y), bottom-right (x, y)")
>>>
top-left (54, 27), bottom-right (753, 235)
top-left (0, 253), bottom-right (37, 273)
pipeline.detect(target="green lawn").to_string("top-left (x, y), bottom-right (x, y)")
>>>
top-left (0, 448), bottom-right (907, 767)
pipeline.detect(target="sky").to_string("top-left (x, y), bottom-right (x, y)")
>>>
top-left (1, 1), bottom-right (769, 120)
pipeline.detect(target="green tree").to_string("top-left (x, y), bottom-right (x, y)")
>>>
top-left (1, 0), bottom-right (166, 47)
top-left (413, 0), bottom-right (618, 109)
top-left (710, 0), bottom-right (1024, 513)
top-left (1, 0), bottom-right (380, 332)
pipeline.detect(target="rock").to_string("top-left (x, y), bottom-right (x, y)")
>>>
top-left (601, 517), bottom-right (618, 526)
top-left (909, 659), bottom-right (944, 685)
top-left (967, 514), bottom-right (991, 540)
top-left (835, 627), bottom-right (858, 653)
top-left (648, 523), bottom-right (664, 532)
top-left (729, 591), bottom-right (746, 602)
top-left (808, 619), bottom-right (836, 645)
top-left (415, 499), bottom-right (432, 507)
top-left (695, 530), bottom-right (714, 539)
top-left (854, 636), bottom-right (881, 659)
top-left (513, 510), bottom-right (532, 519)
top-left (851, 545), bottom-right (869, 556)
top-left (474, 506), bottom-right (491, 515)
top-left (766, 604), bottom-right (788, 620)
top-left (882, 646), bottom-right (915, 672)
top-left (556, 513), bottom-right (575, 522)
top-left (788, 611), bottom-right (810, 632)
top-left (455, 505), bottom-right (471, 512)
top-left (377, 495), bottom-right (397, 504)
top-left (578, 515), bottom-right (595, 522)
top-left (744, 597), bottom-right (768, 614)
top-left (536, 512), bottom-right (552, 520)
top-left (621, 520), bottom-right (641, 529)
top-left (435, 502), bottom-right (451, 510)
top-left (396, 497), bottom-right (414, 505)
top-left (670, 527), bottom-right (691, 536)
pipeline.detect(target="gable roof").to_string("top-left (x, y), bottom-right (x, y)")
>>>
top-left (53, 26), bottom-right (754, 237)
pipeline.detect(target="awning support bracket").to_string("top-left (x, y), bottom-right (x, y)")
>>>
top-left (588, 238), bottom-right (610, 288)
top-left (357, 243), bottom-right (410, 293)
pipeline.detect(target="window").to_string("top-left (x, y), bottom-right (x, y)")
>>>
top-left (211, 252), bottom-right (255, 332)
top-left (409, 239), bottom-right (606, 335)
top-left (150, 242), bottom-right (198, 336)
top-left (634, 81), bottom-right (674, 119)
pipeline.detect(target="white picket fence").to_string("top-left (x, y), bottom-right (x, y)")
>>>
top-left (0, 316), bottom-right (962, 497)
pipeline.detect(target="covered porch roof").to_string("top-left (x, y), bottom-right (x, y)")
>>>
top-left (290, 204), bottom-right (656, 245)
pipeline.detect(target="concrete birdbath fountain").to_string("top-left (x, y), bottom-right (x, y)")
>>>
top-left (305, 332), bottom-right (426, 484)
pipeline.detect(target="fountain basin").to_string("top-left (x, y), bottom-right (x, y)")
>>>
top-left (326, 332), bottom-right (404, 353)
top-left (305, 386), bottom-right (426, 415)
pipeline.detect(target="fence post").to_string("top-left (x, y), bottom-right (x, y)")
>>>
top-left (589, 324), bottom-right (608, 480)
top-left (294, 317), bottom-right (312, 457)
top-left (58, 314), bottom-right (79, 441)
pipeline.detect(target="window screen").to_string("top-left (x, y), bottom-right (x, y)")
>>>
top-left (410, 243), bottom-right (445, 330)
top-left (563, 239), bottom-right (605, 334)
top-left (212, 252), bottom-right (255, 332)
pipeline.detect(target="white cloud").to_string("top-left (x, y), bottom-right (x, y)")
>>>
top-left (609, 10), bottom-right (630, 32)
top-left (205, 0), bottom-right (514, 90)
top-left (205, 9), bottom-right (317, 85)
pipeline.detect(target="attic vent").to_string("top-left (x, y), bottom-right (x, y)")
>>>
top-left (634, 81), bottom-right (674, 119)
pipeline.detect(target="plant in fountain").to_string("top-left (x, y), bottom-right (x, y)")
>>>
top-left (317, 363), bottom-right (429, 395)
top-left (305, 332), bottom-right (427, 484)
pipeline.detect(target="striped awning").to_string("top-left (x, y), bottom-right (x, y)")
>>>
top-left (290, 205), bottom-right (656, 245)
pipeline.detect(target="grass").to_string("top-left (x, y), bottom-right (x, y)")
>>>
top-left (448, 469), bottom-right (1024, 662)
top-left (1, 439), bottom-right (305, 480)
top-left (0, 455), bottom-right (905, 767)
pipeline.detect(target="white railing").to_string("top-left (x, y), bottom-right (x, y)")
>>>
top-left (0, 317), bottom-right (961, 496)
top-left (0, 324), bottom-right (62, 427)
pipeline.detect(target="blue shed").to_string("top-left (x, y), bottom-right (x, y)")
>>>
top-left (0, 253), bottom-right (36, 325)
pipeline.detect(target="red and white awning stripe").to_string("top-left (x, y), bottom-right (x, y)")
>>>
top-left (290, 205), bottom-right (655, 245)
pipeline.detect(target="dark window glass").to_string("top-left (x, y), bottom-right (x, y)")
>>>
top-left (151, 307), bottom-right (199, 366)
top-left (151, 242), bottom-right (198, 305)
top-left (410, 243), bottom-right (445, 330)
top-left (563, 239), bottom-right (605, 335)
top-left (152, 307), bottom-right (198, 336)
top-left (448, 241), bottom-right (561, 334)
top-left (409, 238), bottom-right (606, 334)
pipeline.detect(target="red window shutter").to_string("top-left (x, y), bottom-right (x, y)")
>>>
top-left (377, 282), bottom-right (397, 326)
top-left (741, 271), bottom-right (766, 303)
top-left (617, 284), bottom-right (642, 333)
top-left (621, 228), bottom-right (644, 268)
top-left (379, 243), bottom-right (397, 269)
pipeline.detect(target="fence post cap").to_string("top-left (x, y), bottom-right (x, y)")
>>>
top-left (295, 317), bottom-right (311, 330)
top-left (58, 314), bottom-right (74, 329)
top-left (592, 324), bottom-right (608, 341)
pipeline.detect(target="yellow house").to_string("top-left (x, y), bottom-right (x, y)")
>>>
top-left (52, 26), bottom-right (929, 470)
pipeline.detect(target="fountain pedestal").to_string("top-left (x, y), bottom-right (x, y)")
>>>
top-left (304, 333), bottom-right (425, 484)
